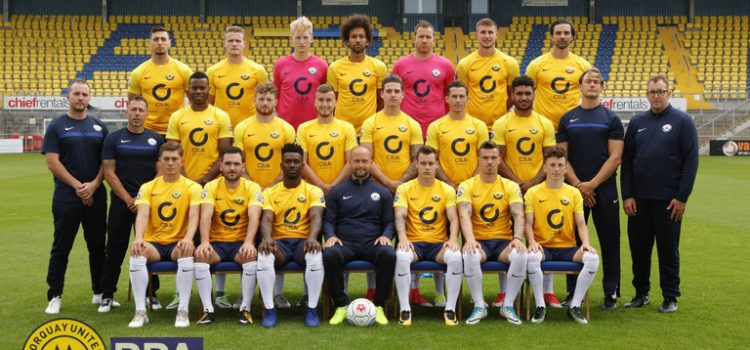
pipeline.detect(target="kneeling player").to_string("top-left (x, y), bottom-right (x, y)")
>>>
top-left (256, 143), bottom-right (326, 327)
top-left (457, 141), bottom-right (527, 325)
top-left (128, 143), bottom-right (202, 328)
top-left (194, 147), bottom-right (263, 325)
top-left (394, 146), bottom-right (462, 326)
top-left (524, 146), bottom-right (599, 324)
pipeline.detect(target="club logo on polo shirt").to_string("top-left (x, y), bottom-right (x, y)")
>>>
top-left (398, 125), bottom-right (408, 132)
top-left (371, 192), bottom-right (381, 201)
top-left (93, 125), bottom-right (102, 132)
top-left (431, 194), bottom-right (441, 202)
top-left (529, 128), bottom-right (539, 135)
top-left (466, 128), bottom-right (475, 135)
top-left (493, 192), bottom-right (503, 200)
top-left (491, 64), bottom-right (501, 72)
top-left (241, 73), bottom-right (250, 80)
top-left (234, 197), bottom-right (245, 204)
top-left (363, 70), bottom-right (372, 77)
top-left (204, 119), bottom-right (214, 125)
top-left (565, 67), bottom-right (574, 74)
top-left (308, 67), bottom-right (317, 75)
top-left (172, 192), bottom-right (182, 199)
top-left (270, 131), bottom-right (280, 139)
top-left (662, 124), bottom-right (672, 133)
top-left (148, 138), bottom-right (157, 146)
top-left (166, 73), bottom-right (175, 81)
top-left (297, 195), bottom-right (307, 203)
top-left (432, 69), bottom-right (441, 77)
top-left (329, 131), bottom-right (339, 138)
top-left (560, 197), bottom-right (570, 205)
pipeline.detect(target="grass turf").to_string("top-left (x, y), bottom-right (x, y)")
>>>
top-left (1, 154), bottom-right (748, 349)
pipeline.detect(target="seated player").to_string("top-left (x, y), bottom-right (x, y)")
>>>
top-left (457, 141), bottom-right (527, 325)
top-left (193, 147), bottom-right (263, 325)
top-left (256, 143), bottom-right (326, 327)
top-left (524, 146), bottom-right (599, 324)
top-left (127, 142), bottom-right (202, 328)
top-left (393, 146), bottom-right (462, 326)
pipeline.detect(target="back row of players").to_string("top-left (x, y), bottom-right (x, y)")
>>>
top-left (42, 14), bottom-right (695, 329)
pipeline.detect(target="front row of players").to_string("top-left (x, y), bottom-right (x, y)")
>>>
top-left (127, 141), bottom-right (597, 328)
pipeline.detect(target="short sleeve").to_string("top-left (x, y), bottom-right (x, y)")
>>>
top-left (165, 111), bottom-right (181, 141)
top-left (344, 123), bottom-right (358, 151)
top-left (359, 116), bottom-right (375, 143)
top-left (573, 189), bottom-right (584, 214)
top-left (456, 58), bottom-right (468, 84)
top-left (200, 181), bottom-right (217, 205)
top-left (456, 180), bottom-right (471, 204)
top-left (248, 181), bottom-right (264, 207)
top-left (134, 181), bottom-right (153, 206)
top-left (409, 118), bottom-right (424, 145)
top-left (326, 63), bottom-right (339, 92)
top-left (523, 189), bottom-right (534, 214)
top-left (282, 120), bottom-right (296, 144)
top-left (556, 112), bottom-right (571, 143)
top-left (608, 112), bottom-right (625, 140)
top-left (296, 123), bottom-right (309, 152)
top-left (506, 181), bottom-right (523, 204)
top-left (525, 58), bottom-right (539, 84)
top-left (541, 117), bottom-right (557, 147)
top-left (476, 120), bottom-right (490, 144)
top-left (128, 65), bottom-right (143, 95)
top-left (425, 122), bottom-right (439, 149)
top-left (101, 133), bottom-right (117, 160)
top-left (218, 110), bottom-right (233, 137)
top-left (272, 60), bottom-right (282, 90)
top-left (189, 182), bottom-right (203, 205)
top-left (206, 63), bottom-right (218, 96)
top-left (444, 183), bottom-right (457, 208)
top-left (394, 183), bottom-right (408, 208)
top-left (375, 60), bottom-right (388, 89)
top-left (255, 62), bottom-right (269, 84)
top-left (41, 121), bottom-right (60, 154)
top-left (506, 55), bottom-right (520, 82)
top-left (233, 120), bottom-right (247, 150)
top-left (178, 62), bottom-right (193, 90)
top-left (492, 116), bottom-right (507, 146)
top-left (261, 189), bottom-right (273, 211)
top-left (443, 59), bottom-right (457, 86)
top-left (309, 185), bottom-right (326, 208)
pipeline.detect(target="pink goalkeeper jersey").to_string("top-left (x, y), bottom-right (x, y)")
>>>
top-left (392, 53), bottom-right (456, 136)
top-left (273, 54), bottom-right (329, 130)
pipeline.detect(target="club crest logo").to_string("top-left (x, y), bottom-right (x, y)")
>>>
top-left (166, 73), bottom-right (175, 81)
top-left (204, 119), bottom-right (214, 125)
top-left (529, 128), bottom-right (539, 135)
top-left (492, 64), bottom-right (501, 71)
top-left (466, 128), bottom-right (476, 135)
top-left (329, 131), bottom-right (340, 137)
top-left (662, 124), bottom-right (672, 133)
top-left (565, 67), bottom-right (574, 74)
top-left (234, 198), bottom-right (245, 204)
top-left (432, 69), bottom-right (441, 77)
top-left (398, 125), bottom-right (408, 132)
top-left (297, 195), bottom-right (307, 203)
top-left (431, 195), bottom-right (441, 202)
top-left (241, 73), bottom-right (250, 80)
top-left (371, 192), bottom-right (381, 201)
top-left (363, 70), bottom-right (372, 77)
top-left (561, 197), bottom-right (570, 205)
top-left (493, 192), bottom-right (503, 200)
top-left (172, 192), bottom-right (182, 199)
top-left (308, 67), bottom-right (318, 75)
top-left (93, 125), bottom-right (102, 132)
top-left (147, 138), bottom-right (157, 146)
top-left (270, 131), bottom-right (280, 139)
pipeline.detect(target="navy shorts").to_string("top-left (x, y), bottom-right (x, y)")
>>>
top-left (151, 242), bottom-right (177, 261)
top-left (478, 239), bottom-right (510, 261)
top-left (543, 247), bottom-right (578, 262)
top-left (211, 242), bottom-right (242, 262)
top-left (276, 238), bottom-right (306, 263)
top-left (412, 242), bottom-right (444, 262)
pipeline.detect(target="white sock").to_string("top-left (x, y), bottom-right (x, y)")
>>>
top-left (274, 273), bottom-right (284, 296)
top-left (462, 251), bottom-right (484, 306)
top-left (411, 274), bottom-right (419, 289)
top-left (366, 272), bottom-right (376, 289)
top-left (499, 274), bottom-right (507, 293)
top-left (572, 252), bottom-right (599, 307)
top-left (434, 273), bottom-right (445, 295)
top-left (544, 274), bottom-right (554, 294)
top-left (215, 274), bottom-right (226, 294)
top-left (304, 252), bottom-right (324, 308)
top-left (257, 254), bottom-right (276, 309)
top-left (176, 257), bottom-right (194, 312)
top-left (527, 252), bottom-right (545, 307)
top-left (443, 250), bottom-right (462, 311)
top-left (395, 250), bottom-right (413, 312)
top-left (194, 262), bottom-right (214, 313)
top-left (240, 262), bottom-right (257, 312)
top-left (503, 249), bottom-right (527, 307)
top-left (129, 256), bottom-right (148, 312)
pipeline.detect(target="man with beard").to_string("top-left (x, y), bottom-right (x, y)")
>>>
top-left (129, 26), bottom-right (193, 134)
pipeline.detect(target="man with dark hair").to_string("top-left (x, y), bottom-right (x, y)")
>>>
top-left (324, 146), bottom-right (396, 326)
top-left (42, 79), bottom-right (109, 314)
top-left (525, 19), bottom-right (592, 130)
top-left (327, 14), bottom-right (388, 134)
top-left (457, 18), bottom-right (520, 128)
top-left (256, 143), bottom-right (326, 328)
top-left (621, 75), bottom-right (698, 313)
top-left (98, 96), bottom-right (165, 313)
top-left (557, 67), bottom-right (624, 310)
top-left (129, 26), bottom-right (193, 134)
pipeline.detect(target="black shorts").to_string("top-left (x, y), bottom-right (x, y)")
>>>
top-left (412, 242), bottom-right (444, 262)
top-left (543, 247), bottom-right (578, 262)
top-left (276, 238), bottom-right (306, 263)
top-left (211, 242), bottom-right (242, 262)
top-left (478, 239), bottom-right (510, 261)
top-left (151, 242), bottom-right (178, 261)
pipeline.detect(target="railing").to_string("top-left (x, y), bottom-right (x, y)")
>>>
top-left (696, 98), bottom-right (750, 140)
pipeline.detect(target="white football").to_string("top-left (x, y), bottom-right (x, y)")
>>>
top-left (346, 298), bottom-right (377, 327)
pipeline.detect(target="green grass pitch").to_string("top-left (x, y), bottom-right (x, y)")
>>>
top-left (1, 154), bottom-right (748, 349)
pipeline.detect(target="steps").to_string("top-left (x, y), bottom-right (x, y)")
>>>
top-left (657, 26), bottom-right (712, 110)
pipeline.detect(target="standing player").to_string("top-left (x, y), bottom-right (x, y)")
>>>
top-left (207, 25), bottom-right (268, 128)
top-left (524, 147), bottom-right (599, 324)
top-left (457, 141), bottom-right (527, 325)
top-left (297, 84), bottom-right (358, 193)
top-left (327, 14), bottom-right (388, 133)
top-left (129, 26), bottom-right (193, 134)
top-left (233, 82), bottom-right (296, 188)
top-left (424, 80), bottom-right (489, 188)
top-left (99, 96), bottom-right (165, 312)
top-left (621, 75), bottom-right (698, 313)
top-left (273, 16), bottom-right (329, 129)
top-left (324, 147), bottom-right (395, 326)
top-left (393, 146), bottom-right (463, 326)
top-left (391, 20), bottom-right (455, 135)
top-left (457, 18), bottom-right (520, 128)
top-left (557, 67), bottom-right (624, 310)
top-left (525, 19), bottom-right (592, 129)
top-left (42, 79), bottom-right (109, 314)
top-left (193, 147), bottom-right (263, 325)
top-left (127, 142), bottom-right (202, 328)
top-left (256, 143), bottom-right (326, 328)
top-left (166, 71), bottom-right (233, 186)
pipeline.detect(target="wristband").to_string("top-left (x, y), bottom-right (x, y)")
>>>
top-left (512, 236), bottom-right (523, 242)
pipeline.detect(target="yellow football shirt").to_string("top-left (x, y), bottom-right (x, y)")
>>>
top-left (166, 105), bottom-right (233, 181)
top-left (525, 52), bottom-right (592, 129)
top-left (360, 111), bottom-right (423, 181)
top-left (296, 118), bottom-right (358, 184)
top-left (201, 177), bottom-right (263, 242)
top-left (261, 180), bottom-right (325, 240)
top-left (426, 115), bottom-right (489, 185)
top-left (524, 182), bottom-right (583, 248)
top-left (233, 116), bottom-right (296, 188)
top-left (135, 175), bottom-right (202, 244)
top-left (456, 50), bottom-right (520, 127)
top-left (326, 56), bottom-right (388, 133)
top-left (492, 111), bottom-right (556, 182)
top-left (394, 179), bottom-right (456, 243)
top-left (457, 175), bottom-right (522, 241)
top-left (128, 58), bottom-right (193, 134)
top-left (207, 58), bottom-right (269, 127)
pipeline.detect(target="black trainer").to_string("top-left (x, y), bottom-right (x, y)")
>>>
top-left (296, 294), bottom-right (309, 308)
top-left (531, 306), bottom-right (546, 324)
top-left (600, 296), bottom-right (617, 311)
top-left (196, 311), bottom-right (215, 325)
top-left (568, 306), bottom-right (588, 324)
top-left (624, 295), bottom-right (650, 308)
top-left (658, 297), bottom-right (678, 313)
top-left (560, 293), bottom-right (573, 308)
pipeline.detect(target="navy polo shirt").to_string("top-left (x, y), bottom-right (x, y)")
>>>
top-left (101, 127), bottom-right (165, 195)
top-left (557, 105), bottom-right (624, 186)
top-left (323, 177), bottom-right (395, 245)
top-left (41, 114), bottom-right (109, 201)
